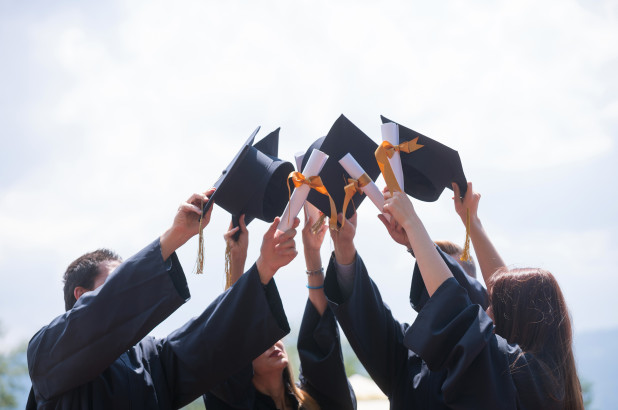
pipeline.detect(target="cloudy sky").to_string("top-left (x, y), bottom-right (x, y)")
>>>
top-left (1, 0), bottom-right (617, 355)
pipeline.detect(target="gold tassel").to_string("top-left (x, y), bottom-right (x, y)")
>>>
top-left (195, 212), bottom-right (205, 274)
top-left (460, 207), bottom-right (471, 262)
top-left (224, 242), bottom-right (232, 289)
top-left (310, 213), bottom-right (327, 234)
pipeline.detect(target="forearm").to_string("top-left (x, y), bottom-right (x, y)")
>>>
top-left (468, 217), bottom-right (506, 289)
top-left (228, 250), bottom-right (247, 286)
top-left (403, 212), bottom-right (453, 296)
top-left (305, 248), bottom-right (327, 316)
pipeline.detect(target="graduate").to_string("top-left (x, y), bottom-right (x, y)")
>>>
top-left (26, 188), bottom-right (297, 410)
top-left (381, 183), bottom-right (584, 409)
top-left (203, 212), bottom-right (356, 410)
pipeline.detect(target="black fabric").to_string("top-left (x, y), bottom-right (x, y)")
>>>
top-left (27, 240), bottom-right (289, 410)
top-left (405, 278), bottom-right (563, 409)
top-left (203, 301), bottom-right (356, 409)
top-left (325, 252), bottom-right (561, 409)
top-left (324, 253), bottom-right (447, 409)
top-left (409, 245), bottom-right (488, 312)
top-left (380, 115), bottom-right (468, 202)
top-left (206, 128), bottom-right (294, 226)
top-left (301, 114), bottom-right (381, 220)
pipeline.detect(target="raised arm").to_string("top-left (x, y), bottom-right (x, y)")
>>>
top-left (383, 191), bottom-right (452, 296)
top-left (302, 213), bottom-right (329, 315)
top-left (223, 214), bottom-right (249, 287)
top-left (28, 190), bottom-right (215, 401)
top-left (452, 182), bottom-right (505, 290)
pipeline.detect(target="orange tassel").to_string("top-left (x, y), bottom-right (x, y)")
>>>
top-left (460, 208), bottom-right (471, 262)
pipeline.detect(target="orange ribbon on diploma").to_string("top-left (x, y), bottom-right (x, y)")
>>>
top-left (287, 171), bottom-right (338, 231)
top-left (340, 173), bottom-right (372, 227)
top-left (375, 138), bottom-right (424, 194)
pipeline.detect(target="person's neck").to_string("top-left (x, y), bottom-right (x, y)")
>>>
top-left (253, 371), bottom-right (289, 410)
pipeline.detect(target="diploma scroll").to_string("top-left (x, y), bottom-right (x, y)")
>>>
top-left (339, 153), bottom-right (390, 221)
top-left (278, 149), bottom-right (329, 232)
top-left (294, 152), bottom-right (322, 225)
top-left (381, 123), bottom-right (405, 191)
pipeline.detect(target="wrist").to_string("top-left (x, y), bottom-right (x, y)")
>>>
top-left (160, 227), bottom-right (187, 261)
top-left (334, 245), bottom-right (356, 265)
top-left (256, 256), bottom-right (275, 285)
top-left (304, 249), bottom-right (322, 271)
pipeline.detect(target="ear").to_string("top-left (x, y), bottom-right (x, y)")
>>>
top-left (74, 286), bottom-right (90, 302)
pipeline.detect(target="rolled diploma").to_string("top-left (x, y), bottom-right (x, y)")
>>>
top-left (278, 149), bottom-right (329, 232)
top-left (339, 153), bottom-right (390, 221)
top-left (294, 152), bottom-right (321, 224)
top-left (381, 122), bottom-right (404, 191)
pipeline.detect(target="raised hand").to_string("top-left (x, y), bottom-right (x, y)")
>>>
top-left (452, 182), bottom-right (481, 226)
top-left (256, 217), bottom-right (300, 284)
top-left (224, 214), bottom-right (249, 285)
top-left (330, 213), bottom-right (357, 265)
top-left (160, 188), bottom-right (215, 261)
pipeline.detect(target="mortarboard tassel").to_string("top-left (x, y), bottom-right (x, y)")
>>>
top-left (310, 213), bottom-right (327, 234)
top-left (460, 208), bottom-right (471, 262)
top-left (224, 242), bottom-right (232, 289)
top-left (195, 211), bottom-right (205, 274)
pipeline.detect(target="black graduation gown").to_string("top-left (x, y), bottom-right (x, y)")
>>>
top-left (27, 239), bottom-right (290, 410)
top-left (323, 249), bottom-right (489, 409)
top-left (203, 300), bottom-right (356, 409)
top-left (405, 277), bottom-right (563, 410)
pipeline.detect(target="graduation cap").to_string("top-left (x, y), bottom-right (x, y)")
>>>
top-left (300, 115), bottom-right (381, 223)
top-left (197, 127), bottom-right (294, 275)
top-left (379, 115), bottom-right (471, 260)
top-left (380, 115), bottom-right (468, 201)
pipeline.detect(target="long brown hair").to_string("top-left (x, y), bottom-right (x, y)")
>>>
top-left (283, 362), bottom-right (320, 410)
top-left (488, 268), bottom-right (583, 410)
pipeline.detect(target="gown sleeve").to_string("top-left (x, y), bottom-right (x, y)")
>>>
top-left (404, 278), bottom-right (555, 410)
top-left (27, 239), bottom-right (190, 402)
top-left (159, 263), bottom-right (291, 408)
top-left (409, 246), bottom-right (489, 313)
top-left (297, 301), bottom-right (357, 410)
top-left (323, 252), bottom-right (410, 399)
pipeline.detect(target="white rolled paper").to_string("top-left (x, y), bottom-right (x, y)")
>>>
top-left (294, 152), bottom-right (322, 224)
top-left (339, 153), bottom-right (390, 221)
top-left (381, 122), bottom-right (404, 191)
top-left (278, 149), bottom-right (329, 232)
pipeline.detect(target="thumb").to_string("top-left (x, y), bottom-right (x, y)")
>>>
top-left (266, 217), bottom-right (280, 238)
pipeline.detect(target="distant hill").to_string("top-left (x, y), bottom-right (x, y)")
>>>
top-left (575, 327), bottom-right (618, 409)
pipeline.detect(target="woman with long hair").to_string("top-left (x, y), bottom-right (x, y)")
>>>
top-left (203, 214), bottom-right (356, 410)
top-left (381, 182), bottom-right (583, 409)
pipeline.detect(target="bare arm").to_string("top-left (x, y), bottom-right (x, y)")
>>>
top-left (223, 215), bottom-right (249, 287)
top-left (452, 182), bottom-right (505, 290)
top-left (383, 192), bottom-right (452, 296)
top-left (302, 213), bottom-right (329, 316)
top-left (160, 189), bottom-right (215, 261)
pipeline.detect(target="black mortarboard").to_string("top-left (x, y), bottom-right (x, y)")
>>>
top-left (380, 115), bottom-right (468, 201)
top-left (301, 115), bottom-right (381, 221)
top-left (203, 127), bottom-right (294, 227)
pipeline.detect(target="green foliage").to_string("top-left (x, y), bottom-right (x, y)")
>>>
top-left (0, 325), bottom-right (28, 409)
top-left (183, 398), bottom-right (206, 410)
top-left (581, 378), bottom-right (594, 409)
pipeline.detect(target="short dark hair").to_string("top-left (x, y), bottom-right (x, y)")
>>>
top-left (62, 249), bottom-right (122, 311)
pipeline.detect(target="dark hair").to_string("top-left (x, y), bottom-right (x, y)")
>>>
top-left (489, 268), bottom-right (583, 410)
top-left (62, 249), bottom-right (122, 311)
top-left (283, 363), bottom-right (319, 410)
top-left (435, 240), bottom-right (476, 278)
